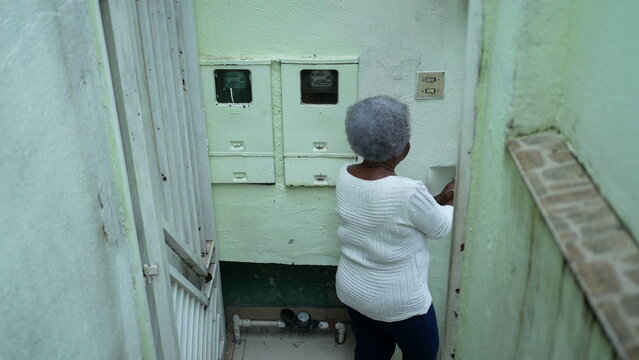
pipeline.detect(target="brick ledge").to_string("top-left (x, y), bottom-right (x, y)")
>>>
top-left (508, 132), bottom-right (639, 360)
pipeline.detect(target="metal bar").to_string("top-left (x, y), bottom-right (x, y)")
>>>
top-left (202, 240), bottom-right (215, 269)
top-left (211, 287), bottom-right (220, 358)
top-left (187, 297), bottom-right (197, 360)
top-left (171, 282), bottom-right (179, 314)
top-left (154, 0), bottom-right (198, 257)
top-left (196, 303), bottom-right (204, 360)
top-left (146, 0), bottom-right (187, 245)
top-left (282, 153), bottom-right (358, 159)
top-left (179, 0), bottom-right (219, 250)
top-left (442, 1), bottom-right (484, 359)
top-left (215, 313), bottom-right (222, 360)
top-left (136, 0), bottom-right (179, 234)
top-left (200, 240), bottom-right (216, 299)
top-left (204, 306), bottom-right (211, 360)
top-left (200, 262), bottom-right (217, 300)
top-left (213, 271), bottom-right (225, 358)
top-left (173, 284), bottom-right (183, 341)
top-left (164, 227), bottom-right (207, 276)
top-left (208, 152), bottom-right (277, 157)
top-left (168, 265), bottom-right (209, 306)
top-left (166, 0), bottom-right (205, 258)
top-left (191, 302), bottom-right (200, 360)
top-left (180, 295), bottom-right (190, 360)
top-left (179, 288), bottom-right (189, 358)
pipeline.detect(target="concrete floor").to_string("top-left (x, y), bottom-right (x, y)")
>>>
top-left (225, 325), bottom-right (356, 360)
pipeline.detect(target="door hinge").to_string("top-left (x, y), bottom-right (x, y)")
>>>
top-left (143, 264), bottom-right (159, 283)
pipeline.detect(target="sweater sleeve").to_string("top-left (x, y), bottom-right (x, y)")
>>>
top-left (408, 183), bottom-right (454, 239)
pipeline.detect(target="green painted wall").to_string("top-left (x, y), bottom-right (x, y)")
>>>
top-left (503, 0), bottom-right (639, 239)
top-left (0, 1), bottom-right (153, 359)
top-left (453, 0), bottom-right (634, 358)
top-left (556, 0), bottom-right (639, 238)
top-left (220, 262), bottom-right (341, 307)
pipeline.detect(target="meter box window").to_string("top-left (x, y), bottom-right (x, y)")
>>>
top-left (300, 70), bottom-right (338, 105)
top-left (281, 58), bottom-right (358, 186)
top-left (200, 60), bottom-right (274, 184)
top-left (214, 70), bottom-right (252, 104)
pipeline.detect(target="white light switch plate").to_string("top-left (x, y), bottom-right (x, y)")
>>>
top-left (415, 71), bottom-right (445, 99)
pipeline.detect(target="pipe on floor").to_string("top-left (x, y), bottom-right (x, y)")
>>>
top-left (232, 314), bottom-right (285, 342)
top-left (335, 321), bottom-right (346, 344)
top-left (232, 314), bottom-right (346, 344)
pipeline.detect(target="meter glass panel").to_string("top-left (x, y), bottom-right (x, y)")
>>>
top-left (215, 69), bottom-right (252, 104)
top-left (300, 69), bottom-right (338, 105)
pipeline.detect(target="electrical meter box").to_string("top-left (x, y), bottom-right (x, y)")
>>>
top-left (200, 60), bottom-right (274, 183)
top-left (281, 58), bottom-right (359, 186)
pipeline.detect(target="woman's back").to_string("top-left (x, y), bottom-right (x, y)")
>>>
top-left (335, 164), bottom-right (452, 322)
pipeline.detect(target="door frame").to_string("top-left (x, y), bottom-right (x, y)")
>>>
top-left (441, 0), bottom-right (484, 359)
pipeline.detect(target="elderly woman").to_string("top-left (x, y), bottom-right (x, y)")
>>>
top-left (335, 95), bottom-right (454, 360)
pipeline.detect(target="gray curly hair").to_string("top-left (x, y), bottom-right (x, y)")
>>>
top-left (345, 95), bottom-right (411, 162)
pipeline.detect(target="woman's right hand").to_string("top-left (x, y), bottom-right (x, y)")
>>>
top-left (434, 180), bottom-right (455, 206)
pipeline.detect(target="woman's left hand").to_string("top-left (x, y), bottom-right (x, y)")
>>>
top-left (434, 180), bottom-right (455, 206)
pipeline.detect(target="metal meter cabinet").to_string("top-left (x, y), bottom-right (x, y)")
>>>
top-left (200, 59), bottom-right (275, 183)
top-left (281, 58), bottom-right (358, 186)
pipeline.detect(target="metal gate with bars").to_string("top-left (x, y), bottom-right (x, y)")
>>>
top-left (99, 0), bottom-right (224, 358)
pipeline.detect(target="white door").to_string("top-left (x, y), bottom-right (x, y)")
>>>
top-left (99, 0), bottom-right (224, 358)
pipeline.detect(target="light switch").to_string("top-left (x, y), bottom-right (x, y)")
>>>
top-left (416, 71), bottom-right (445, 99)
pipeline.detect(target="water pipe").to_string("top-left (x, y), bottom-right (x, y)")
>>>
top-left (335, 321), bottom-right (346, 344)
top-left (232, 314), bottom-right (285, 342)
top-left (232, 313), bottom-right (346, 344)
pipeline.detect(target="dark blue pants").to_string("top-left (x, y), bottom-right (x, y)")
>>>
top-left (346, 305), bottom-right (439, 360)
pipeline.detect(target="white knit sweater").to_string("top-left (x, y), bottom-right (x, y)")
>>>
top-left (335, 164), bottom-right (453, 322)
